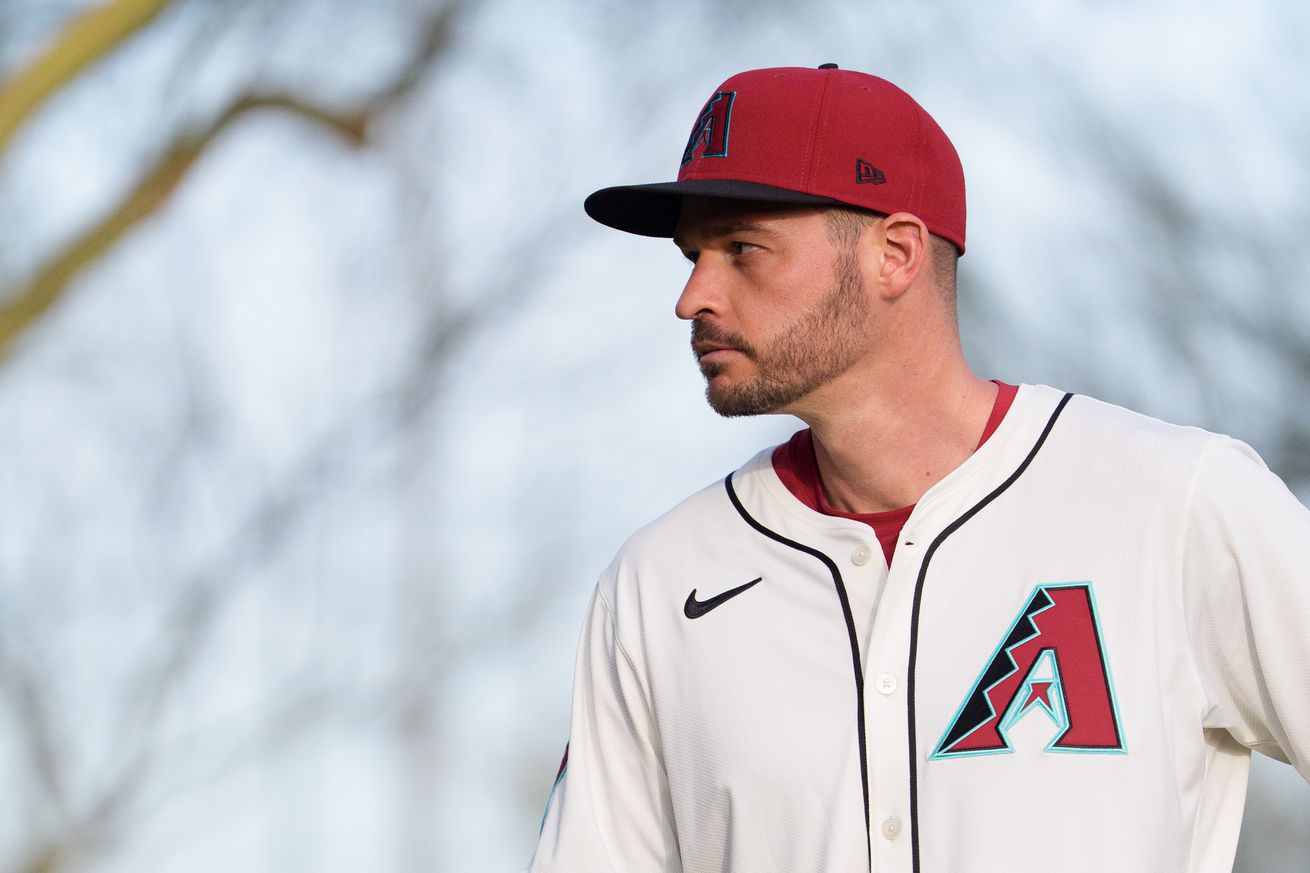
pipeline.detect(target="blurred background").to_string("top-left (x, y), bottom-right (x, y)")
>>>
top-left (0, 0), bottom-right (1307, 871)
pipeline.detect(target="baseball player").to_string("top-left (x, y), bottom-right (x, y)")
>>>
top-left (525, 65), bottom-right (1310, 873)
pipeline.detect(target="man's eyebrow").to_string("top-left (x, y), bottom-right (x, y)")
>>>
top-left (673, 220), bottom-right (774, 249)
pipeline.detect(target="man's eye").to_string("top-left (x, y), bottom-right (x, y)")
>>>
top-left (731, 241), bottom-right (758, 255)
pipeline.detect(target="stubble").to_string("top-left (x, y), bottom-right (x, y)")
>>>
top-left (692, 246), bottom-right (870, 417)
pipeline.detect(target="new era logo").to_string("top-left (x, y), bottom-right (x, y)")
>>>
top-left (856, 159), bottom-right (886, 185)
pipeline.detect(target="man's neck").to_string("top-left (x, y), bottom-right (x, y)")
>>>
top-left (793, 358), bottom-right (998, 514)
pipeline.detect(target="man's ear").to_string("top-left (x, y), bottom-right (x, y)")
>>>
top-left (870, 212), bottom-right (930, 302)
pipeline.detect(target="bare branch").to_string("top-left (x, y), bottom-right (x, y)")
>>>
top-left (0, 622), bottom-right (78, 822)
top-left (3, 681), bottom-right (344, 873)
top-left (0, 2), bottom-right (461, 361)
top-left (0, 642), bottom-right (73, 873)
top-left (8, 842), bottom-right (64, 873)
top-left (376, 1), bottom-right (461, 110)
top-left (0, 94), bottom-right (356, 359)
top-left (42, 202), bottom-right (566, 872)
top-left (0, 9), bottom-right (475, 863)
top-left (0, 0), bottom-right (175, 159)
top-left (117, 209), bottom-right (566, 744)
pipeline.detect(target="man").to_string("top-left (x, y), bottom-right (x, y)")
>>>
top-left (526, 65), bottom-right (1310, 873)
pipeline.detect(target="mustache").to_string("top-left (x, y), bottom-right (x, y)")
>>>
top-left (690, 320), bottom-right (756, 357)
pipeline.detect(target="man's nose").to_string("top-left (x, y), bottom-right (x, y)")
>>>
top-left (675, 259), bottom-right (726, 321)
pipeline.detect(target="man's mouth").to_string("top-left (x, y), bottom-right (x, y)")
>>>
top-left (692, 341), bottom-right (743, 361)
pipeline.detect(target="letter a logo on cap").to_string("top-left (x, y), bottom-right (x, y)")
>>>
top-left (681, 90), bottom-right (735, 166)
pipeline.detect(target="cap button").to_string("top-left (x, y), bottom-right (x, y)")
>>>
top-left (818, 63), bottom-right (839, 69)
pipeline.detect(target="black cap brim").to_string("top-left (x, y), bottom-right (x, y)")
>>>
top-left (583, 179), bottom-right (841, 238)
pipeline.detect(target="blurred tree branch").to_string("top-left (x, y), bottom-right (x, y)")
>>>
top-left (0, 2), bottom-right (458, 362)
top-left (0, 5), bottom-right (497, 872)
top-left (0, 204), bottom-right (565, 873)
top-left (0, 0), bottom-right (174, 158)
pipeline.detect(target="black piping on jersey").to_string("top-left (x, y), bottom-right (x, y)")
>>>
top-left (905, 391), bottom-right (1074, 873)
top-left (724, 473), bottom-right (873, 873)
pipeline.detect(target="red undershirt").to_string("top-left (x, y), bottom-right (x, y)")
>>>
top-left (772, 382), bottom-right (1019, 566)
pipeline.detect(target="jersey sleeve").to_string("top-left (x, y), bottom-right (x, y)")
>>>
top-left (1182, 436), bottom-right (1310, 780)
top-left (526, 582), bottom-right (681, 872)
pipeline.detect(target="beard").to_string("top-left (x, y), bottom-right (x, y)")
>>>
top-left (692, 248), bottom-right (870, 417)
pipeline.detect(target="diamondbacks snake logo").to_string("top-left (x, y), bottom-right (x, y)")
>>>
top-left (932, 583), bottom-right (1125, 759)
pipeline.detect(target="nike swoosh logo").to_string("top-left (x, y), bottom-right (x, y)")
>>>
top-left (684, 577), bottom-right (763, 619)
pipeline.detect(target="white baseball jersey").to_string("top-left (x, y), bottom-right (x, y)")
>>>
top-left (527, 384), bottom-right (1310, 873)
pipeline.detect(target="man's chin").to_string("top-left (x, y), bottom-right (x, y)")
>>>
top-left (705, 379), bottom-right (788, 418)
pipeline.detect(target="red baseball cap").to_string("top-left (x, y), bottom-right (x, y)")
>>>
top-left (584, 64), bottom-right (966, 253)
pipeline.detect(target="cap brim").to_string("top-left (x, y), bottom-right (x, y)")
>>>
top-left (583, 179), bottom-right (841, 238)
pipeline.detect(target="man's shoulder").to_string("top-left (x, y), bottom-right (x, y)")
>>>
top-left (1048, 386), bottom-right (1276, 500)
top-left (1056, 387), bottom-right (1223, 456)
top-left (615, 446), bottom-right (774, 558)
top-left (596, 447), bottom-right (777, 598)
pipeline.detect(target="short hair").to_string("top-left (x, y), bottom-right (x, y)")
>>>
top-left (824, 206), bottom-right (959, 300)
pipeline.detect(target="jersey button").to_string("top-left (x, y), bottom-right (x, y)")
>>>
top-left (851, 544), bottom-right (872, 566)
top-left (876, 673), bottom-right (897, 695)
top-left (881, 816), bottom-right (902, 841)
